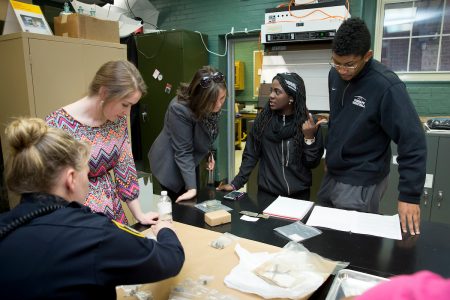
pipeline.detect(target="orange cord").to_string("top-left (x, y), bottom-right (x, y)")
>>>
top-left (267, 0), bottom-right (351, 23)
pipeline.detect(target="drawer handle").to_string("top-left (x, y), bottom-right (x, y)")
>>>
top-left (437, 190), bottom-right (443, 208)
top-left (423, 189), bottom-right (429, 206)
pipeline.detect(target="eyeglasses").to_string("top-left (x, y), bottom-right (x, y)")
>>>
top-left (200, 72), bottom-right (225, 88)
top-left (329, 60), bottom-right (359, 71)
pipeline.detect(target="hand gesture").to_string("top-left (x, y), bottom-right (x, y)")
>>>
top-left (398, 201), bottom-right (421, 235)
top-left (138, 211), bottom-right (159, 225)
top-left (175, 188), bottom-right (197, 203)
top-left (216, 181), bottom-right (235, 191)
top-left (207, 152), bottom-right (215, 171)
top-left (151, 220), bottom-right (174, 236)
top-left (302, 113), bottom-right (327, 139)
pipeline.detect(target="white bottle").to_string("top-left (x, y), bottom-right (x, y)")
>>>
top-left (157, 191), bottom-right (172, 222)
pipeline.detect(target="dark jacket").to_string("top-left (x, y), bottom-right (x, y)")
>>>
top-left (149, 97), bottom-right (214, 192)
top-left (232, 113), bottom-right (324, 196)
top-left (0, 193), bottom-right (185, 300)
top-left (326, 58), bottom-right (426, 203)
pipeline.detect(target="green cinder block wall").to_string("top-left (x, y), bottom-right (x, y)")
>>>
top-left (234, 40), bottom-right (260, 104)
top-left (407, 83), bottom-right (450, 116)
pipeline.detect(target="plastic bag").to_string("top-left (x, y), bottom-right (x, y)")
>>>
top-left (195, 200), bottom-right (232, 213)
top-left (210, 232), bottom-right (239, 249)
top-left (274, 221), bottom-right (322, 242)
top-left (224, 242), bottom-right (349, 299)
top-left (169, 276), bottom-right (238, 300)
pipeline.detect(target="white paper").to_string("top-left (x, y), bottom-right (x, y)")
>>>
top-left (152, 69), bottom-right (160, 79)
top-left (306, 206), bottom-right (402, 240)
top-left (240, 215), bottom-right (259, 222)
top-left (305, 206), bottom-right (353, 231)
top-left (263, 196), bottom-right (314, 220)
top-left (424, 174), bottom-right (433, 189)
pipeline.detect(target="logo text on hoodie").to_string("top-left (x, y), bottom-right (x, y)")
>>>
top-left (352, 96), bottom-right (366, 108)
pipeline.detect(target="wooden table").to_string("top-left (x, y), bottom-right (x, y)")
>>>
top-left (117, 222), bottom-right (283, 299)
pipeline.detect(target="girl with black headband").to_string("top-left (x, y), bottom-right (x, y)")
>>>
top-left (218, 73), bottom-right (325, 200)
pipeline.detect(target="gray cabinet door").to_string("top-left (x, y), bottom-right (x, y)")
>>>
top-left (422, 135), bottom-right (439, 220)
top-left (431, 136), bottom-right (450, 223)
top-left (380, 134), bottom-right (438, 220)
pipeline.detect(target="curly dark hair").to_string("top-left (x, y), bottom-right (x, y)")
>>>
top-left (252, 73), bottom-right (308, 163)
top-left (332, 18), bottom-right (371, 56)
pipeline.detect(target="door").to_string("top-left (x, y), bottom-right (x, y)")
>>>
top-left (29, 39), bottom-right (85, 118)
top-left (431, 136), bottom-right (450, 224)
top-left (135, 31), bottom-right (208, 175)
top-left (379, 135), bottom-right (438, 220)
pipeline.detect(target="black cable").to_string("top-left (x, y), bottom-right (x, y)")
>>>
top-left (136, 31), bottom-right (167, 60)
top-left (125, 0), bottom-right (159, 29)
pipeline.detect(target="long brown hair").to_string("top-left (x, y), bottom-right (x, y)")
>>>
top-left (88, 60), bottom-right (147, 104)
top-left (177, 66), bottom-right (226, 120)
top-left (5, 118), bottom-right (90, 194)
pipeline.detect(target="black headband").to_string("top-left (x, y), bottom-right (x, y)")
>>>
top-left (274, 73), bottom-right (304, 100)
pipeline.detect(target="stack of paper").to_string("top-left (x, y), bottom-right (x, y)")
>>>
top-left (263, 196), bottom-right (314, 221)
top-left (306, 206), bottom-right (402, 240)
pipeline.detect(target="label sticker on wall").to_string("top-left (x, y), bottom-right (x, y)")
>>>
top-left (152, 69), bottom-right (160, 79)
top-left (424, 174), bottom-right (433, 189)
top-left (165, 83), bottom-right (172, 94)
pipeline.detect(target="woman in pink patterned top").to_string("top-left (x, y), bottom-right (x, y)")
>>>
top-left (46, 60), bottom-right (158, 225)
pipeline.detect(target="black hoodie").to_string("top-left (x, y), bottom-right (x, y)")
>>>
top-left (326, 58), bottom-right (426, 204)
top-left (232, 113), bottom-right (324, 196)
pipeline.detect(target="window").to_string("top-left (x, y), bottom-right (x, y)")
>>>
top-left (375, 0), bottom-right (450, 81)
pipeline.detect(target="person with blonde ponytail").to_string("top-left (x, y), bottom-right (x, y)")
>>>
top-left (0, 118), bottom-right (184, 299)
top-left (46, 60), bottom-right (157, 225)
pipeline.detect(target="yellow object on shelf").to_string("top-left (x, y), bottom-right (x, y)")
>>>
top-left (235, 61), bottom-right (245, 90)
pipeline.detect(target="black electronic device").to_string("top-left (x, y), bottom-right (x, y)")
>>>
top-left (427, 118), bottom-right (450, 130)
top-left (223, 191), bottom-right (245, 201)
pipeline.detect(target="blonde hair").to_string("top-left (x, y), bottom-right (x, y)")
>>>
top-left (88, 60), bottom-right (147, 103)
top-left (5, 118), bottom-right (90, 194)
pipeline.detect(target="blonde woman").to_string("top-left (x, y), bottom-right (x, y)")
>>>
top-left (0, 118), bottom-right (184, 299)
top-left (46, 60), bottom-right (156, 225)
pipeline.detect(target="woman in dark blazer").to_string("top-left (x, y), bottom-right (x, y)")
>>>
top-left (149, 66), bottom-right (227, 202)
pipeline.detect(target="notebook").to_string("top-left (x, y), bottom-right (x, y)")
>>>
top-left (263, 196), bottom-right (314, 221)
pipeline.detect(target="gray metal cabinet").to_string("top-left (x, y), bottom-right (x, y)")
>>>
top-left (0, 32), bottom-right (126, 208)
top-left (133, 30), bottom-right (208, 172)
top-left (380, 133), bottom-right (450, 224)
top-left (430, 136), bottom-right (450, 223)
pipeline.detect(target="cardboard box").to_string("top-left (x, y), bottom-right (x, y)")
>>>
top-left (1, 0), bottom-right (9, 21)
top-left (205, 210), bottom-right (231, 227)
top-left (54, 14), bottom-right (119, 43)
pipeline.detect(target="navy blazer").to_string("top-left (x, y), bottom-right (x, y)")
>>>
top-left (149, 97), bottom-right (214, 192)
